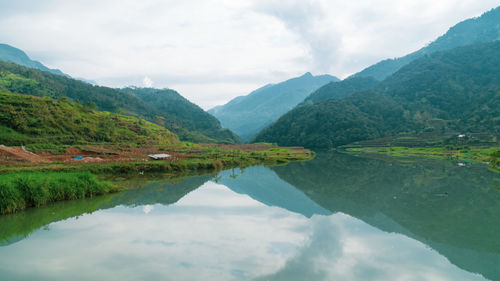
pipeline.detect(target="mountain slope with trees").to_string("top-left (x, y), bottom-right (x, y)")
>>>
top-left (122, 87), bottom-right (241, 144)
top-left (209, 72), bottom-right (338, 141)
top-left (301, 76), bottom-right (378, 105)
top-left (254, 41), bottom-right (500, 148)
top-left (0, 59), bottom-right (239, 144)
top-left (0, 91), bottom-right (178, 146)
top-left (353, 6), bottom-right (500, 80)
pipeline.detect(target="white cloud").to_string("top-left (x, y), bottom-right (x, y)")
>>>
top-left (0, 0), bottom-right (498, 109)
top-left (142, 76), bottom-right (153, 88)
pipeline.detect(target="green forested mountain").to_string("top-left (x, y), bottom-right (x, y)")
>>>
top-left (122, 87), bottom-right (241, 144)
top-left (208, 72), bottom-right (338, 141)
top-left (353, 6), bottom-right (500, 80)
top-left (254, 41), bottom-right (500, 148)
top-left (0, 44), bottom-right (68, 77)
top-left (0, 91), bottom-right (178, 146)
top-left (301, 76), bottom-right (378, 105)
top-left (0, 60), bottom-right (239, 143)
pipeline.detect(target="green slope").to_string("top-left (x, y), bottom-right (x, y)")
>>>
top-left (353, 6), bottom-right (500, 80)
top-left (254, 41), bottom-right (500, 148)
top-left (0, 59), bottom-right (238, 143)
top-left (122, 87), bottom-right (241, 144)
top-left (301, 76), bottom-right (378, 105)
top-left (0, 91), bottom-right (178, 146)
top-left (208, 72), bottom-right (338, 141)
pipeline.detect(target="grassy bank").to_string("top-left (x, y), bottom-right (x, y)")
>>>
top-left (343, 146), bottom-right (500, 172)
top-left (0, 172), bottom-right (118, 214)
top-left (0, 144), bottom-right (314, 214)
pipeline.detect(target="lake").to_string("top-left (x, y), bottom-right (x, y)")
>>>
top-left (1, 152), bottom-right (499, 281)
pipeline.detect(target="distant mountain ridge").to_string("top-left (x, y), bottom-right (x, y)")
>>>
top-left (209, 72), bottom-right (339, 141)
top-left (0, 44), bottom-right (68, 77)
top-left (353, 6), bottom-right (500, 80)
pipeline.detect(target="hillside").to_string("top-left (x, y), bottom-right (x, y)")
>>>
top-left (0, 91), bottom-right (178, 146)
top-left (0, 44), bottom-right (68, 77)
top-left (122, 87), bottom-right (241, 144)
top-left (353, 6), bottom-right (500, 80)
top-left (301, 76), bottom-right (378, 105)
top-left (254, 41), bottom-right (500, 149)
top-left (0, 59), bottom-right (239, 144)
top-left (208, 72), bottom-right (338, 141)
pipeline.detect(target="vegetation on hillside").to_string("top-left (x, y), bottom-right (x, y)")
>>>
top-left (0, 59), bottom-right (238, 143)
top-left (122, 87), bottom-right (241, 144)
top-left (301, 76), bottom-right (378, 105)
top-left (254, 42), bottom-right (500, 149)
top-left (353, 6), bottom-right (500, 80)
top-left (0, 91), bottom-right (178, 146)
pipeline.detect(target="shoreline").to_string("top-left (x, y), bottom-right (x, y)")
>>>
top-left (341, 145), bottom-right (499, 173)
top-left (0, 143), bottom-right (315, 215)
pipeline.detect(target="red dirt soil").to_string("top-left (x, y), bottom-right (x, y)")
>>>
top-left (0, 145), bottom-right (48, 163)
top-left (0, 145), bottom-right (188, 165)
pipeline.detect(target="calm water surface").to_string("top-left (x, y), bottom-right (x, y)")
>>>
top-left (0, 152), bottom-right (499, 281)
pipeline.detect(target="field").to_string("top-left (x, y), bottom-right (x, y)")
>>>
top-left (344, 145), bottom-right (499, 172)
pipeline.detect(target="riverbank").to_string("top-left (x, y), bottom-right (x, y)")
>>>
top-left (0, 172), bottom-right (117, 214)
top-left (0, 143), bottom-right (314, 214)
top-left (342, 146), bottom-right (499, 172)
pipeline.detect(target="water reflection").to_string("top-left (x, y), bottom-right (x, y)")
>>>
top-left (254, 215), bottom-right (485, 281)
top-left (216, 166), bottom-right (330, 217)
top-left (272, 152), bottom-right (500, 280)
top-left (0, 152), bottom-right (498, 280)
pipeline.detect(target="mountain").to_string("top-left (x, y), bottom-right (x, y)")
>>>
top-left (0, 91), bottom-right (178, 146)
top-left (0, 59), bottom-right (239, 144)
top-left (208, 72), bottom-right (339, 141)
top-left (301, 76), bottom-right (378, 105)
top-left (254, 41), bottom-right (500, 148)
top-left (0, 44), bottom-right (69, 77)
top-left (122, 87), bottom-right (241, 144)
top-left (353, 6), bottom-right (500, 81)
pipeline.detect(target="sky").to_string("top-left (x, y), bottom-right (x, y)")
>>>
top-left (0, 0), bottom-right (498, 109)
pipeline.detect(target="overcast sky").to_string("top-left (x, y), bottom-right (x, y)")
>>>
top-left (0, 0), bottom-right (498, 109)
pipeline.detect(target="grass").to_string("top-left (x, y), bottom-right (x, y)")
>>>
top-left (0, 143), bottom-right (314, 214)
top-left (344, 146), bottom-right (500, 172)
top-left (490, 149), bottom-right (500, 172)
top-left (0, 91), bottom-right (178, 146)
top-left (0, 172), bottom-right (119, 214)
top-left (0, 148), bottom-right (313, 175)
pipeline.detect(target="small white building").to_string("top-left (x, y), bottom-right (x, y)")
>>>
top-left (148, 153), bottom-right (171, 160)
top-left (458, 134), bottom-right (466, 138)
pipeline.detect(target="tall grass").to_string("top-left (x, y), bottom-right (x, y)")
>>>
top-left (0, 172), bottom-right (118, 214)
